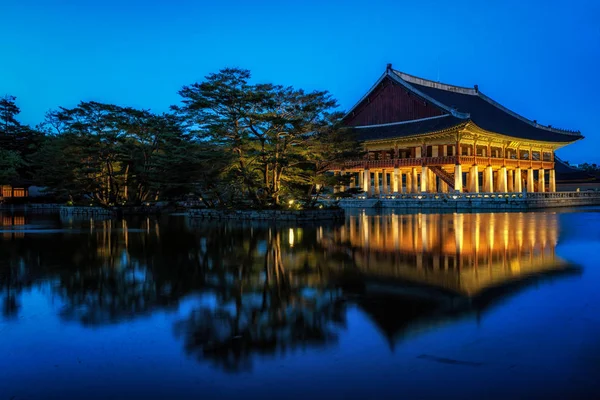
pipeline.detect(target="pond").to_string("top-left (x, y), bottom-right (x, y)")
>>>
top-left (1, 208), bottom-right (600, 399)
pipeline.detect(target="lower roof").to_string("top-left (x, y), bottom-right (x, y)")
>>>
top-left (351, 115), bottom-right (465, 142)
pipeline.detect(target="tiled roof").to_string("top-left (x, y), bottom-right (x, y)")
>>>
top-left (555, 158), bottom-right (599, 182)
top-left (350, 115), bottom-right (466, 141)
top-left (392, 70), bottom-right (582, 143)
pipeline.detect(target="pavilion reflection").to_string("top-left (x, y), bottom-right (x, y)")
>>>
top-left (327, 211), bottom-right (572, 297)
top-left (320, 211), bottom-right (580, 346)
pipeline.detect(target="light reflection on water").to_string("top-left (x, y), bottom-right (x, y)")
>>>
top-left (0, 209), bottom-right (599, 399)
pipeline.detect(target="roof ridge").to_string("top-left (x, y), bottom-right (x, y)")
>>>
top-left (352, 114), bottom-right (451, 129)
top-left (392, 69), bottom-right (477, 95)
top-left (476, 91), bottom-right (582, 136)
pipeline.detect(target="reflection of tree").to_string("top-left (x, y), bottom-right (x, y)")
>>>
top-left (0, 259), bottom-right (32, 318)
top-left (174, 228), bottom-right (345, 372)
top-left (56, 218), bottom-right (208, 325)
top-left (0, 215), bottom-right (209, 324)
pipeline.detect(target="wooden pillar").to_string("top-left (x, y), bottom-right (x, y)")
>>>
top-left (421, 166), bottom-right (429, 193)
top-left (498, 166), bottom-right (508, 193)
top-left (484, 165), bottom-right (494, 193)
top-left (440, 180), bottom-right (449, 193)
top-left (454, 164), bottom-right (463, 193)
top-left (393, 167), bottom-right (400, 193)
top-left (411, 167), bottom-right (418, 193)
top-left (358, 169), bottom-right (364, 189)
top-left (428, 169), bottom-right (437, 193)
top-left (527, 168), bottom-right (535, 192)
top-left (515, 167), bottom-right (523, 192)
top-left (470, 165), bottom-right (480, 193)
top-left (538, 169), bottom-right (545, 193)
top-left (549, 169), bottom-right (556, 192)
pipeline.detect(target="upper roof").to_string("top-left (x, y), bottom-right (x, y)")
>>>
top-left (345, 66), bottom-right (583, 144)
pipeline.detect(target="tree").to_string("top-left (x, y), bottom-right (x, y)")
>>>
top-left (0, 149), bottom-right (25, 184)
top-left (33, 102), bottom-right (208, 205)
top-left (175, 68), bottom-right (361, 208)
top-left (0, 95), bottom-right (21, 134)
top-left (0, 95), bottom-right (44, 183)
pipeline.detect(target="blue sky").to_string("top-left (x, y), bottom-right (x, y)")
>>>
top-left (1, 0), bottom-right (598, 163)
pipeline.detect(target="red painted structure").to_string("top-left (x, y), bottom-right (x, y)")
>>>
top-left (343, 77), bottom-right (444, 127)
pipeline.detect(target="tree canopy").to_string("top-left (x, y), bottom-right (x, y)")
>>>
top-left (174, 68), bottom-right (361, 208)
top-left (6, 68), bottom-right (362, 208)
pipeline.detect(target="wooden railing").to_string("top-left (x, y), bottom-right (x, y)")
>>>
top-left (336, 156), bottom-right (554, 170)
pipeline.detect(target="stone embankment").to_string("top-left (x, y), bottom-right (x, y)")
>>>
top-left (59, 206), bottom-right (113, 216)
top-left (338, 191), bottom-right (600, 210)
top-left (188, 208), bottom-right (345, 221)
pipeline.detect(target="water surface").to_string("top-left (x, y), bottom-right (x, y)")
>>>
top-left (1, 209), bottom-right (600, 399)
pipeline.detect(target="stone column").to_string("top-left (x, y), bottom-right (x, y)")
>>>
top-left (393, 167), bottom-right (400, 193)
top-left (349, 173), bottom-right (356, 189)
top-left (484, 165), bottom-right (494, 193)
top-left (358, 169), bottom-right (364, 189)
top-left (374, 171), bottom-right (380, 196)
top-left (498, 166), bottom-right (508, 193)
top-left (339, 171), bottom-right (346, 192)
top-left (406, 171), bottom-right (412, 194)
top-left (549, 169), bottom-right (556, 192)
top-left (470, 165), bottom-right (480, 193)
top-left (515, 167), bottom-right (523, 192)
top-left (527, 168), bottom-right (535, 192)
top-left (363, 169), bottom-right (370, 195)
top-left (507, 170), bottom-right (514, 192)
top-left (381, 170), bottom-right (387, 195)
top-left (454, 164), bottom-right (463, 193)
top-left (440, 181), bottom-right (449, 193)
top-left (428, 169), bottom-right (437, 193)
top-left (411, 167), bottom-right (418, 193)
top-left (538, 169), bottom-right (545, 193)
top-left (421, 166), bottom-right (429, 193)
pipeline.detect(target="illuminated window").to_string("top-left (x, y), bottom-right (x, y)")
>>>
top-left (2, 186), bottom-right (11, 197)
top-left (12, 189), bottom-right (26, 197)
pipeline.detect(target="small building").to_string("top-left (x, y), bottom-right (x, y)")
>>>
top-left (1, 184), bottom-right (29, 201)
top-left (335, 65), bottom-right (583, 195)
top-left (554, 158), bottom-right (600, 192)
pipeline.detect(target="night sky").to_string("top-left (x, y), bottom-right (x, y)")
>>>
top-left (1, 0), bottom-right (598, 163)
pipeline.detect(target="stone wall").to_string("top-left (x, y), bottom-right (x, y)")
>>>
top-left (188, 208), bottom-right (345, 221)
top-left (59, 206), bottom-right (113, 216)
top-left (339, 192), bottom-right (600, 210)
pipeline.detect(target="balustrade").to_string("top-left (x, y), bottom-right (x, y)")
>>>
top-left (336, 156), bottom-right (554, 171)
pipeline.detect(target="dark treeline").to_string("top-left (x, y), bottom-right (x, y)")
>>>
top-left (1, 68), bottom-right (362, 208)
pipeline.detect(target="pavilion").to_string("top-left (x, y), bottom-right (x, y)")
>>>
top-left (335, 65), bottom-right (583, 195)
